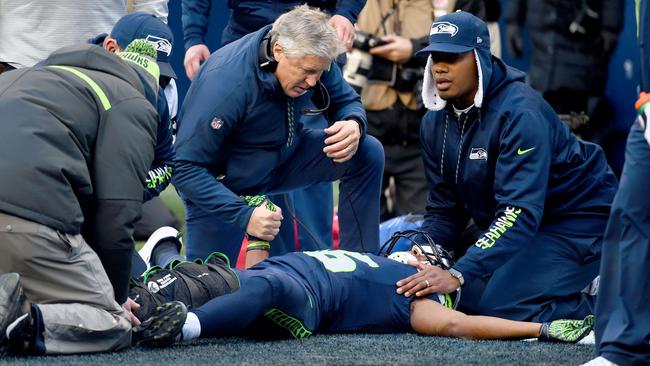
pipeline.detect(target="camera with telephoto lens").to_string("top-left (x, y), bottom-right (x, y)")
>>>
top-left (343, 31), bottom-right (425, 99)
top-left (343, 31), bottom-right (390, 92)
top-left (353, 31), bottom-right (390, 52)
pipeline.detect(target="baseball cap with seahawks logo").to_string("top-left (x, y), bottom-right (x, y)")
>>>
top-left (416, 10), bottom-right (490, 55)
top-left (111, 11), bottom-right (176, 78)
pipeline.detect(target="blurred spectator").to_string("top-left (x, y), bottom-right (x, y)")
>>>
top-left (0, 0), bottom-right (168, 73)
top-left (504, 0), bottom-right (624, 145)
top-left (431, 0), bottom-right (484, 19)
top-left (351, 0), bottom-right (434, 220)
top-left (182, 0), bottom-right (364, 80)
top-left (484, 0), bottom-right (502, 57)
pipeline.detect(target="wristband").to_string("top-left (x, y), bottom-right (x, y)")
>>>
top-left (246, 241), bottom-right (270, 251)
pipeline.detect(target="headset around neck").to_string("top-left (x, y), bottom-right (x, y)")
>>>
top-left (258, 30), bottom-right (330, 116)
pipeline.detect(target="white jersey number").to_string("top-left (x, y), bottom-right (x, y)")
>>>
top-left (304, 250), bottom-right (379, 272)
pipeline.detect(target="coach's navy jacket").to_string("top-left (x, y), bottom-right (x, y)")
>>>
top-left (173, 26), bottom-right (366, 231)
top-left (419, 51), bottom-right (618, 285)
top-left (182, 0), bottom-right (366, 49)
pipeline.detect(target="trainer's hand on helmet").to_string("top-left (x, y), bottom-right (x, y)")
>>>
top-left (323, 120), bottom-right (361, 163)
top-left (184, 44), bottom-right (210, 80)
top-left (396, 265), bottom-right (460, 297)
top-left (246, 204), bottom-right (283, 241)
top-left (122, 297), bottom-right (142, 326)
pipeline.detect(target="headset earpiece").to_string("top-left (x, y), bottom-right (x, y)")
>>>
top-left (258, 31), bottom-right (277, 72)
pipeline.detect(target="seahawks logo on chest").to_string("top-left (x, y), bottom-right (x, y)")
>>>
top-left (469, 147), bottom-right (487, 161)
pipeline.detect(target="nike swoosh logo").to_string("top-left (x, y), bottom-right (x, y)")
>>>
top-left (517, 147), bottom-right (536, 155)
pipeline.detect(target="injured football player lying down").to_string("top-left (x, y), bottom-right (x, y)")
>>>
top-left (129, 228), bottom-right (594, 346)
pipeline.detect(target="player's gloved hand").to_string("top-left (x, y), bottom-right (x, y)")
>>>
top-left (505, 24), bottom-right (524, 58)
top-left (538, 315), bottom-right (594, 343)
top-left (184, 44), bottom-right (210, 80)
top-left (634, 92), bottom-right (650, 146)
top-left (122, 297), bottom-right (142, 326)
top-left (246, 203), bottom-right (283, 241)
top-left (323, 120), bottom-right (361, 163)
top-left (396, 264), bottom-right (460, 297)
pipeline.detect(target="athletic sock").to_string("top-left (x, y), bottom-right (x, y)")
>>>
top-left (152, 239), bottom-right (185, 268)
top-left (180, 312), bottom-right (201, 341)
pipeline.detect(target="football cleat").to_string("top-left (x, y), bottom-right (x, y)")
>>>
top-left (580, 356), bottom-right (619, 366)
top-left (5, 312), bottom-right (35, 355)
top-left (539, 315), bottom-right (594, 343)
top-left (0, 273), bottom-right (25, 351)
top-left (139, 226), bottom-right (182, 269)
top-left (132, 301), bottom-right (187, 348)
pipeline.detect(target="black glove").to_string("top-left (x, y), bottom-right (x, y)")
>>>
top-left (505, 24), bottom-right (524, 58)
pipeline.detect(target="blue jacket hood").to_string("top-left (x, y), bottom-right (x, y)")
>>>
top-left (421, 45), bottom-right (525, 111)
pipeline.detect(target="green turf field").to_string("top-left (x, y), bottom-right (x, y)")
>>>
top-left (2, 334), bottom-right (596, 365)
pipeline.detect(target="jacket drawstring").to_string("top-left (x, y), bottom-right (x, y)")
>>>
top-left (286, 98), bottom-right (295, 147)
top-left (455, 112), bottom-right (469, 184)
top-left (441, 110), bottom-right (476, 183)
top-left (440, 113), bottom-right (450, 177)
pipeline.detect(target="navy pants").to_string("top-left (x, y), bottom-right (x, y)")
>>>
top-left (192, 268), bottom-right (317, 338)
top-left (459, 224), bottom-right (604, 322)
top-left (184, 130), bottom-right (384, 263)
top-left (595, 123), bottom-right (650, 366)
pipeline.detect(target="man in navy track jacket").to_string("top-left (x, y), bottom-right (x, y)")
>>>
top-left (173, 6), bottom-right (384, 266)
top-left (396, 11), bottom-right (618, 323)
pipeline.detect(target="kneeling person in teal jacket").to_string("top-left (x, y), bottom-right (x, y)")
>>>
top-left (397, 12), bottom-right (618, 323)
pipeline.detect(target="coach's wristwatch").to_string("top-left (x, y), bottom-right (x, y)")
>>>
top-left (448, 268), bottom-right (464, 287)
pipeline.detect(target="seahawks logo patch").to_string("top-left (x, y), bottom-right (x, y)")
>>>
top-left (430, 22), bottom-right (459, 37)
top-left (469, 147), bottom-right (487, 160)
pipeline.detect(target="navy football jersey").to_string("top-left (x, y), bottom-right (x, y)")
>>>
top-left (246, 250), bottom-right (428, 334)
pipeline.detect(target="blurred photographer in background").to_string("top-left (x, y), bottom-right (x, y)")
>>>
top-left (504, 0), bottom-right (624, 146)
top-left (346, 0), bottom-right (485, 220)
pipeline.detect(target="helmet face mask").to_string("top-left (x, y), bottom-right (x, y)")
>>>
top-left (379, 230), bottom-right (455, 270)
top-left (380, 230), bottom-right (461, 309)
top-left (409, 244), bottom-right (454, 269)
